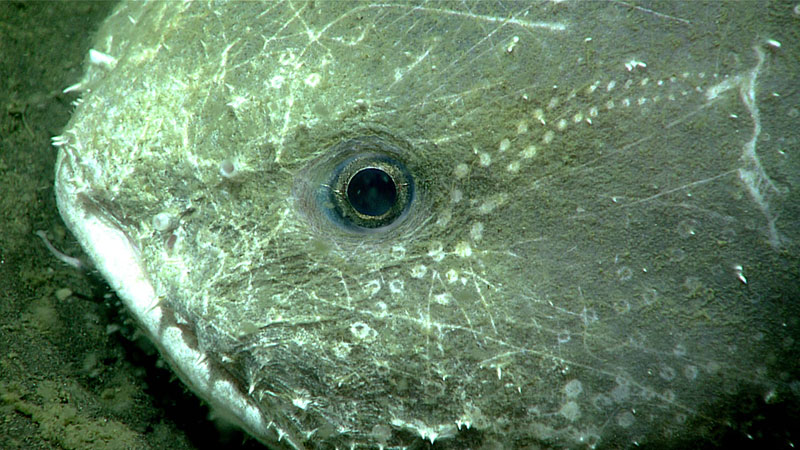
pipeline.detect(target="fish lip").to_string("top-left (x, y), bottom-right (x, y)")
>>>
top-left (53, 148), bottom-right (282, 446)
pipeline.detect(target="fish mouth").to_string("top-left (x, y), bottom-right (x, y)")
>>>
top-left (53, 147), bottom-right (283, 446)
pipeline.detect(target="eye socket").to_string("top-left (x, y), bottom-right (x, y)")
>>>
top-left (293, 135), bottom-right (417, 234)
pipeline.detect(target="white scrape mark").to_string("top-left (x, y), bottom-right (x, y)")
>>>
top-left (730, 45), bottom-right (784, 248)
top-left (403, 6), bottom-right (567, 31)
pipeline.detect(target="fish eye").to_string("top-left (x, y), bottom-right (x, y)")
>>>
top-left (348, 168), bottom-right (395, 216)
top-left (294, 135), bottom-right (418, 235)
top-left (330, 153), bottom-right (412, 229)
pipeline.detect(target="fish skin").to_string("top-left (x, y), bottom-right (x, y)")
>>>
top-left (54, 1), bottom-right (798, 448)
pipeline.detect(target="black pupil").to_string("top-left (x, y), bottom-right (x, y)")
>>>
top-left (347, 168), bottom-right (396, 217)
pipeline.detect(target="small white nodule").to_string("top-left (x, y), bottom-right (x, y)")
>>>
top-left (152, 212), bottom-right (176, 232)
top-left (89, 49), bottom-right (118, 70)
top-left (219, 158), bottom-right (240, 179)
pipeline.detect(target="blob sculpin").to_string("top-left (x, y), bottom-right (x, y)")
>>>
top-left (54, 1), bottom-right (798, 448)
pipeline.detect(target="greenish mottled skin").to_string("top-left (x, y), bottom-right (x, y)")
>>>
top-left (56, 1), bottom-right (797, 448)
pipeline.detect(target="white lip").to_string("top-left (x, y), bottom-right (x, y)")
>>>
top-left (54, 148), bottom-right (294, 448)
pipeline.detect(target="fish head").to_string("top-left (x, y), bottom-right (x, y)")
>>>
top-left (55, 2), bottom-right (797, 448)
